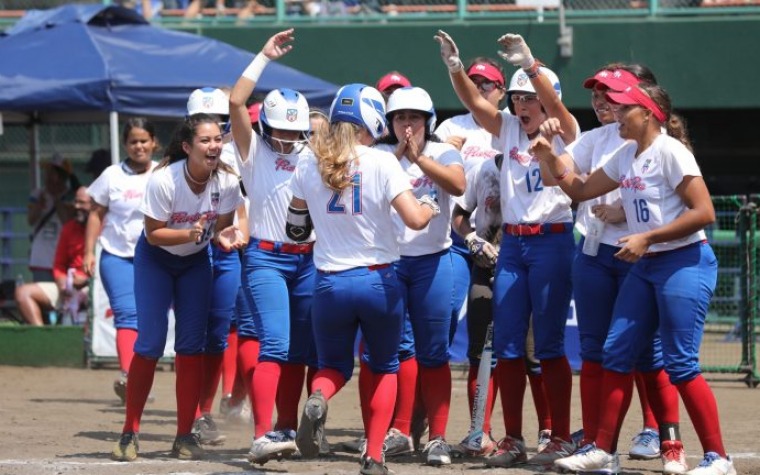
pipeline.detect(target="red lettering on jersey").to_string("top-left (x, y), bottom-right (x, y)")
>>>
top-left (123, 189), bottom-right (144, 201)
top-left (275, 157), bottom-right (295, 172)
top-left (618, 175), bottom-right (646, 192)
top-left (168, 210), bottom-right (219, 225)
top-left (410, 176), bottom-right (435, 189)
top-left (508, 146), bottom-right (537, 165)
top-left (461, 145), bottom-right (498, 160)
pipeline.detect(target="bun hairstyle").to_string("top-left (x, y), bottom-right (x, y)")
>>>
top-left (640, 83), bottom-right (692, 152)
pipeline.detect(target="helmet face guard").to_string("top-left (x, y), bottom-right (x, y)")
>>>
top-left (385, 87), bottom-right (437, 142)
top-left (329, 83), bottom-right (387, 139)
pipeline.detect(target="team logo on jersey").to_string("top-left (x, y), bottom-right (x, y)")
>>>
top-left (286, 108), bottom-right (298, 122)
top-left (641, 158), bottom-right (652, 173)
top-left (211, 192), bottom-right (220, 207)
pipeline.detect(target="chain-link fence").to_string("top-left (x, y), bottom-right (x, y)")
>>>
top-left (701, 195), bottom-right (759, 387)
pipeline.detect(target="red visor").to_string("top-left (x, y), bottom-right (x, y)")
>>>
top-left (248, 102), bottom-right (262, 125)
top-left (466, 62), bottom-right (505, 86)
top-left (376, 72), bottom-right (412, 93)
top-left (584, 69), bottom-right (640, 91)
top-left (606, 86), bottom-right (667, 123)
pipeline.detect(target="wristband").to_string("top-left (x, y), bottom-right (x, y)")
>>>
top-left (242, 53), bottom-right (270, 83)
top-left (523, 60), bottom-right (540, 79)
top-left (448, 57), bottom-right (464, 74)
top-left (554, 167), bottom-right (570, 181)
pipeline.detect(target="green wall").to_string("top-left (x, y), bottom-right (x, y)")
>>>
top-left (192, 16), bottom-right (760, 111)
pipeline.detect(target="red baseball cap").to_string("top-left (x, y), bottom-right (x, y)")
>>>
top-left (583, 69), bottom-right (640, 91)
top-left (376, 72), bottom-right (412, 93)
top-left (466, 62), bottom-right (505, 86)
top-left (248, 102), bottom-right (262, 125)
top-left (606, 85), bottom-right (667, 123)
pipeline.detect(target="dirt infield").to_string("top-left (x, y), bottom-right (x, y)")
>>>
top-left (1, 365), bottom-right (758, 475)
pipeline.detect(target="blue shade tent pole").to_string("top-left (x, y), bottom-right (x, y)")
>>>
top-left (110, 112), bottom-right (120, 165)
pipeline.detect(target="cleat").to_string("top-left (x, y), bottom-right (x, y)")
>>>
top-left (528, 436), bottom-right (576, 466)
top-left (111, 432), bottom-right (138, 462)
top-left (571, 428), bottom-right (585, 446)
top-left (686, 452), bottom-right (737, 475)
top-left (360, 455), bottom-right (394, 475)
top-left (383, 428), bottom-right (414, 457)
top-left (662, 439), bottom-right (688, 474)
top-left (341, 437), bottom-right (365, 453)
top-left (113, 373), bottom-right (127, 405)
top-left (319, 433), bottom-right (332, 456)
top-left (295, 389), bottom-right (327, 459)
top-left (423, 437), bottom-right (451, 466)
top-left (537, 429), bottom-right (552, 453)
top-left (247, 430), bottom-right (297, 465)
top-left (171, 433), bottom-right (204, 460)
top-left (555, 443), bottom-right (619, 473)
top-left (629, 427), bottom-right (660, 460)
top-left (410, 410), bottom-right (428, 452)
top-left (192, 414), bottom-right (226, 446)
top-left (453, 430), bottom-right (497, 458)
top-left (485, 435), bottom-right (527, 467)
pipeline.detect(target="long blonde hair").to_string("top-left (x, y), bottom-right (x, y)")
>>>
top-left (313, 121), bottom-right (361, 191)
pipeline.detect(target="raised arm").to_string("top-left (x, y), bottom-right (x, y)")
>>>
top-left (434, 31), bottom-right (503, 137)
top-left (230, 29), bottom-right (295, 162)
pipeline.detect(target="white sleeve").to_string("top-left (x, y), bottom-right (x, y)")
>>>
top-left (491, 111), bottom-right (515, 152)
top-left (434, 119), bottom-right (454, 141)
top-left (218, 174), bottom-right (243, 215)
top-left (565, 129), bottom-right (596, 175)
top-left (235, 133), bottom-right (260, 175)
top-left (289, 158), bottom-right (307, 201)
top-left (140, 171), bottom-right (173, 222)
top-left (436, 144), bottom-right (464, 168)
top-left (460, 162), bottom-right (481, 213)
top-left (384, 157), bottom-right (413, 202)
top-left (663, 141), bottom-right (702, 190)
top-left (87, 167), bottom-right (112, 207)
top-left (602, 149), bottom-right (621, 182)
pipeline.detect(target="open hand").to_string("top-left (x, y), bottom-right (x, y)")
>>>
top-left (262, 29), bottom-right (295, 61)
top-left (433, 30), bottom-right (463, 72)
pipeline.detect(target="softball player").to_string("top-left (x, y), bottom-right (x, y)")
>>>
top-left (373, 86), bottom-right (465, 466)
top-left (111, 113), bottom-right (245, 462)
top-left (547, 66), bottom-right (686, 474)
top-left (184, 88), bottom-right (250, 447)
top-left (435, 31), bottom-right (579, 468)
top-left (83, 118), bottom-right (158, 404)
top-left (289, 82), bottom-right (439, 475)
top-left (229, 29), bottom-right (317, 465)
top-left (533, 83), bottom-right (736, 475)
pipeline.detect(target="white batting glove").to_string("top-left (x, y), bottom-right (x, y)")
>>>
top-left (418, 194), bottom-right (441, 216)
top-left (434, 30), bottom-right (464, 73)
top-left (465, 231), bottom-right (499, 269)
top-left (497, 33), bottom-right (535, 70)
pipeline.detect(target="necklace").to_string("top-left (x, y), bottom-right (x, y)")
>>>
top-left (184, 161), bottom-right (211, 186)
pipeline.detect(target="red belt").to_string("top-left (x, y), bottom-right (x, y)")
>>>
top-left (368, 263), bottom-right (390, 271)
top-left (255, 239), bottom-right (314, 254)
top-left (503, 222), bottom-right (572, 236)
top-left (643, 240), bottom-right (707, 258)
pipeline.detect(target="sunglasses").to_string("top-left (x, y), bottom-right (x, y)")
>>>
top-left (472, 79), bottom-right (501, 93)
top-left (510, 94), bottom-right (539, 104)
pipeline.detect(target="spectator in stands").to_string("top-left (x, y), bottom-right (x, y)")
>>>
top-left (85, 148), bottom-right (112, 182)
top-left (27, 153), bottom-right (81, 282)
top-left (15, 187), bottom-right (91, 326)
top-left (184, 0), bottom-right (228, 19)
top-left (376, 71), bottom-right (412, 102)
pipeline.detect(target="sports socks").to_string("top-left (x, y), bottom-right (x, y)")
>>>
top-left (122, 353), bottom-right (158, 434)
top-left (390, 357), bottom-right (419, 435)
top-left (419, 362), bottom-right (451, 440)
top-left (677, 375), bottom-right (727, 457)
top-left (275, 363), bottom-right (305, 431)
top-left (115, 328), bottom-right (138, 375)
top-left (497, 358), bottom-right (527, 439)
top-left (527, 371), bottom-right (551, 435)
top-left (237, 337), bottom-right (260, 396)
top-left (640, 368), bottom-right (678, 428)
top-left (221, 328), bottom-right (239, 396)
top-left (197, 352), bottom-right (224, 417)
top-left (252, 361), bottom-right (281, 437)
top-left (595, 369), bottom-right (635, 453)
top-left (540, 356), bottom-right (573, 441)
top-left (175, 354), bottom-right (203, 435)
top-left (311, 367), bottom-right (346, 400)
top-left (580, 360), bottom-right (604, 443)
top-left (366, 372), bottom-right (397, 462)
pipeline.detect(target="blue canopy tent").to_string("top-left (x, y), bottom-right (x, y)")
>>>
top-left (0, 4), bottom-right (338, 186)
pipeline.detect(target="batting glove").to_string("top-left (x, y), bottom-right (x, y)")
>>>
top-left (497, 33), bottom-right (535, 70)
top-left (434, 30), bottom-right (464, 73)
top-left (465, 231), bottom-right (499, 269)
top-left (418, 194), bottom-right (441, 217)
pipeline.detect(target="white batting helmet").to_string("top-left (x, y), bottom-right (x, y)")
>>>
top-left (187, 87), bottom-right (229, 116)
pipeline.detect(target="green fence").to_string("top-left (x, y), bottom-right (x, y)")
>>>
top-left (702, 195), bottom-right (759, 387)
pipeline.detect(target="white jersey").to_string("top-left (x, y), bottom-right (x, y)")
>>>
top-left (289, 146), bottom-right (412, 272)
top-left (219, 141), bottom-right (248, 226)
top-left (566, 123), bottom-right (630, 246)
top-left (493, 112), bottom-right (576, 224)
top-left (374, 141), bottom-right (464, 256)
top-left (140, 160), bottom-right (242, 256)
top-left (435, 113), bottom-right (500, 177)
top-left (236, 133), bottom-right (314, 243)
top-left (602, 133), bottom-right (706, 253)
top-left (88, 161), bottom-right (157, 258)
top-left (459, 158), bottom-right (502, 241)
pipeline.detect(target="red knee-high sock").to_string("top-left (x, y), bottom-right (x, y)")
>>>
top-left (467, 364), bottom-right (499, 434)
top-left (640, 369), bottom-right (678, 428)
top-left (580, 361), bottom-right (604, 443)
top-left (252, 361), bottom-right (281, 437)
top-left (419, 363), bottom-right (451, 440)
top-left (366, 373), bottom-right (397, 462)
top-left (540, 357), bottom-right (572, 441)
top-left (635, 371), bottom-right (659, 430)
top-left (237, 337), bottom-right (259, 400)
top-left (116, 329), bottom-right (138, 375)
top-left (595, 369), bottom-right (634, 453)
top-left (391, 357), bottom-right (418, 435)
top-left (175, 354), bottom-right (204, 435)
top-left (528, 372), bottom-right (552, 433)
top-left (359, 358), bottom-right (373, 433)
top-left (122, 354), bottom-right (158, 434)
top-left (275, 363), bottom-right (305, 431)
top-left (311, 368), bottom-right (346, 400)
top-left (221, 329), bottom-right (239, 396)
top-left (677, 375), bottom-right (726, 456)
top-left (497, 358), bottom-right (527, 439)
top-left (197, 353), bottom-right (224, 417)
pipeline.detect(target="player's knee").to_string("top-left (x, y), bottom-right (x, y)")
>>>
top-left (663, 362), bottom-right (701, 385)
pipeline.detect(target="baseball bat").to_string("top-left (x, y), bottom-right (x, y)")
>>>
top-left (460, 321), bottom-right (493, 452)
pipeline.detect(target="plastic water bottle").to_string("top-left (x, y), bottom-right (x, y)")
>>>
top-left (582, 218), bottom-right (604, 257)
top-left (48, 310), bottom-right (58, 326)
